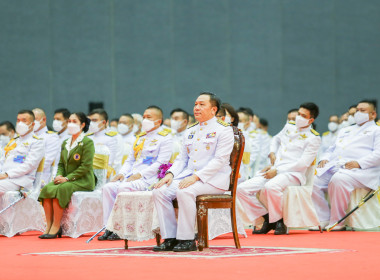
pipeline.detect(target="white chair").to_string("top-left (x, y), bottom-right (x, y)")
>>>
top-left (0, 158), bottom-right (46, 237)
top-left (61, 144), bottom-right (109, 238)
top-left (256, 160), bottom-right (321, 233)
top-left (345, 188), bottom-right (380, 230)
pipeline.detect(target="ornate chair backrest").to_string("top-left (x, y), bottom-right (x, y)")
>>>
top-left (93, 144), bottom-right (110, 190)
top-left (229, 126), bottom-right (245, 196)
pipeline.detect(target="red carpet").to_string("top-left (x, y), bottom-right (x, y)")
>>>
top-left (1, 229), bottom-right (379, 280)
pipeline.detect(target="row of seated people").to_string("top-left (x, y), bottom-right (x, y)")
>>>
top-left (0, 95), bottom-right (379, 252)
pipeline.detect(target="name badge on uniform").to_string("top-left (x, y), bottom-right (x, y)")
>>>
top-left (143, 156), bottom-right (156, 165)
top-left (206, 132), bottom-right (216, 138)
top-left (14, 155), bottom-right (26, 163)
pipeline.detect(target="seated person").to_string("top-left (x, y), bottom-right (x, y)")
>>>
top-left (0, 110), bottom-right (44, 193)
top-left (38, 112), bottom-right (96, 239)
top-left (169, 108), bottom-right (189, 162)
top-left (98, 106), bottom-right (173, 241)
top-left (33, 108), bottom-right (61, 185)
top-left (237, 103), bottom-right (321, 235)
top-left (0, 121), bottom-right (16, 161)
top-left (319, 114), bottom-right (339, 155)
top-left (312, 100), bottom-right (380, 230)
top-left (153, 93), bottom-right (234, 252)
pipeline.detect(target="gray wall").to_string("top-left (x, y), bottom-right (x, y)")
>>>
top-left (1, 0), bottom-right (379, 134)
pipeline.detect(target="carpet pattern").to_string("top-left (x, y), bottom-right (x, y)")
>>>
top-left (24, 245), bottom-right (345, 259)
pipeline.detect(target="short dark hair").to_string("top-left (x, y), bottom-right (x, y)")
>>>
top-left (199, 92), bottom-right (221, 114)
top-left (259, 118), bottom-right (268, 127)
top-left (72, 112), bottom-right (91, 133)
top-left (146, 105), bottom-right (163, 124)
top-left (287, 108), bottom-right (298, 114)
top-left (299, 102), bottom-right (319, 119)
top-left (54, 108), bottom-right (71, 120)
top-left (110, 118), bottom-right (119, 123)
top-left (170, 108), bottom-right (189, 121)
top-left (216, 106), bottom-right (226, 117)
top-left (222, 103), bottom-right (239, 127)
top-left (358, 99), bottom-right (377, 112)
top-left (89, 108), bottom-right (108, 122)
top-left (238, 107), bottom-right (254, 117)
top-left (17, 110), bottom-right (35, 121)
top-left (0, 121), bottom-right (15, 132)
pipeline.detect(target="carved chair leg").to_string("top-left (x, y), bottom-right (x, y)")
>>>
top-left (155, 233), bottom-right (161, 246)
top-left (230, 207), bottom-right (241, 249)
top-left (124, 239), bottom-right (128, 250)
top-left (197, 203), bottom-right (208, 251)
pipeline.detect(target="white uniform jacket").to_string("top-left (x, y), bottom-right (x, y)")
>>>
top-left (168, 117), bottom-right (234, 191)
top-left (0, 132), bottom-right (45, 191)
top-left (318, 121), bottom-right (380, 189)
top-left (87, 129), bottom-right (118, 166)
top-left (119, 127), bottom-right (173, 185)
top-left (270, 121), bottom-right (321, 185)
top-left (35, 127), bottom-right (60, 177)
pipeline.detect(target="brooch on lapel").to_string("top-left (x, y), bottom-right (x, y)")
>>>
top-left (73, 153), bottom-right (81, 160)
top-left (188, 131), bottom-right (195, 139)
top-left (206, 132), bottom-right (216, 138)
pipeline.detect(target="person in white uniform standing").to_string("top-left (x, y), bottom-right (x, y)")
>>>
top-left (32, 108), bottom-right (61, 185)
top-left (312, 100), bottom-right (380, 230)
top-left (237, 103), bottom-right (321, 235)
top-left (0, 110), bottom-right (45, 193)
top-left (153, 92), bottom-right (234, 252)
top-left (98, 105), bottom-right (173, 241)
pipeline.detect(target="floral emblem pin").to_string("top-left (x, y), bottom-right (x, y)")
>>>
top-left (74, 153), bottom-right (81, 160)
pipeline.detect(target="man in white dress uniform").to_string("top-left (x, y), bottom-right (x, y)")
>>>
top-left (98, 106), bottom-right (173, 241)
top-left (0, 110), bottom-right (45, 193)
top-left (153, 93), bottom-right (234, 252)
top-left (312, 100), bottom-right (380, 230)
top-left (237, 103), bottom-right (321, 235)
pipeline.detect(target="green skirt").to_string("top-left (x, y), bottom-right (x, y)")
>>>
top-left (38, 181), bottom-right (94, 208)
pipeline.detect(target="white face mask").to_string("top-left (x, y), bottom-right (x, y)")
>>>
top-left (0, 135), bottom-right (10, 147)
top-left (295, 115), bottom-right (310, 128)
top-left (224, 116), bottom-right (231, 124)
top-left (347, 115), bottom-right (356, 125)
top-left (237, 123), bottom-right (245, 131)
top-left (132, 124), bottom-right (139, 134)
top-left (354, 111), bottom-right (369, 125)
top-left (339, 120), bottom-right (349, 129)
top-left (16, 122), bottom-right (32, 136)
top-left (328, 122), bottom-right (339, 132)
top-left (170, 119), bottom-right (183, 131)
top-left (33, 120), bottom-right (41, 132)
top-left (53, 120), bottom-right (64, 132)
top-left (141, 119), bottom-right (156, 132)
top-left (250, 122), bottom-right (257, 130)
top-left (88, 121), bottom-right (102, 133)
top-left (67, 123), bottom-right (81, 135)
top-left (117, 123), bottom-right (131, 135)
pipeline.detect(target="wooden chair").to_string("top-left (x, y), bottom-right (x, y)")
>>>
top-left (196, 126), bottom-right (245, 251)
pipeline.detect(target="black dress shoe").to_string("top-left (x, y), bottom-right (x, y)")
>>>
top-left (173, 240), bottom-right (197, 252)
top-left (274, 219), bottom-right (287, 235)
top-left (42, 227), bottom-right (63, 239)
top-left (38, 234), bottom-right (48, 239)
top-left (107, 232), bottom-right (121, 240)
top-left (153, 238), bottom-right (178, 251)
top-left (98, 230), bottom-right (112, 241)
top-left (252, 214), bottom-right (276, 234)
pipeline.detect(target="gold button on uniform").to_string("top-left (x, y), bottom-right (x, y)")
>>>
top-left (194, 160), bottom-right (196, 163)
top-left (197, 138), bottom-right (200, 141)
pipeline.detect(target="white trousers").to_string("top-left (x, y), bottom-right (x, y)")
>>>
top-left (153, 180), bottom-right (224, 240)
top-left (312, 169), bottom-right (368, 225)
top-left (0, 179), bottom-right (20, 193)
top-left (102, 179), bottom-right (149, 225)
top-left (237, 173), bottom-right (300, 223)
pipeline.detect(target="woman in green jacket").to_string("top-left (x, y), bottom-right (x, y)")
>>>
top-left (38, 112), bottom-right (96, 239)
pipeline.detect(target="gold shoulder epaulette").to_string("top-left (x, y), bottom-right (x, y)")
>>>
top-left (105, 131), bottom-right (118, 137)
top-left (163, 127), bottom-right (172, 133)
top-left (158, 130), bottom-right (169, 136)
top-left (33, 135), bottom-right (42, 140)
top-left (260, 130), bottom-right (267, 135)
top-left (249, 129), bottom-right (258, 134)
top-left (46, 130), bottom-right (57, 134)
top-left (187, 122), bottom-right (199, 129)
top-left (86, 132), bottom-right (94, 136)
top-left (136, 131), bottom-right (147, 137)
top-left (288, 121), bottom-right (296, 125)
top-left (376, 121), bottom-right (380, 126)
top-left (217, 119), bottom-right (230, 127)
top-left (322, 131), bottom-right (330, 136)
top-left (311, 129), bottom-right (320, 136)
